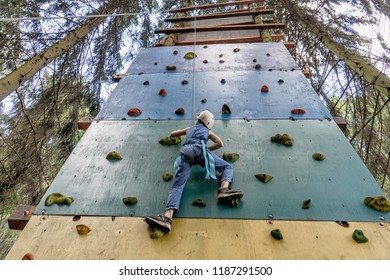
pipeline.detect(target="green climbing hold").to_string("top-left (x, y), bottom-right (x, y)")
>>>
top-left (255, 174), bottom-right (273, 183)
top-left (150, 228), bottom-right (165, 239)
top-left (122, 196), bottom-right (138, 205)
top-left (162, 173), bottom-right (173, 182)
top-left (106, 151), bottom-right (122, 160)
top-left (271, 229), bottom-right (283, 240)
top-left (352, 229), bottom-right (368, 243)
top-left (364, 196), bottom-right (390, 212)
top-left (222, 153), bottom-right (240, 162)
top-left (302, 199), bottom-right (311, 209)
top-left (312, 153), bottom-right (325, 161)
top-left (184, 52), bottom-right (197, 59)
top-left (159, 136), bottom-right (182, 145)
top-left (45, 193), bottom-right (74, 206)
top-left (192, 199), bottom-right (206, 208)
top-left (270, 133), bottom-right (294, 147)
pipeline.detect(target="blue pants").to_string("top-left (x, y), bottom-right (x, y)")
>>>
top-left (165, 144), bottom-right (233, 212)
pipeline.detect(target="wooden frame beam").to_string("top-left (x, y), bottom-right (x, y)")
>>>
top-left (155, 34), bottom-right (285, 47)
top-left (155, 23), bottom-right (285, 34)
top-left (169, 0), bottom-right (265, 13)
top-left (165, 9), bottom-right (274, 22)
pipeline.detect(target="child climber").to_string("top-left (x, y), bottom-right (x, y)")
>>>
top-left (145, 110), bottom-right (243, 233)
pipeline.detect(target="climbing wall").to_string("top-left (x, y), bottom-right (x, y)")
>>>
top-left (34, 42), bottom-right (389, 223)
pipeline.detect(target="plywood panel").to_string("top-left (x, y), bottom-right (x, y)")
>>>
top-left (34, 120), bottom-right (388, 222)
top-left (6, 216), bottom-right (390, 260)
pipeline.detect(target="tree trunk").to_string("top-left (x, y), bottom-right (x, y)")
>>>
top-left (280, 0), bottom-right (390, 98)
top-left (0, 1), bottom-right (118, 101)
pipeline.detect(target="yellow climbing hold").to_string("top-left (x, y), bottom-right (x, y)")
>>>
top-left (270, 133), bottom-right (294, 146)
top-left (150, 228), bottom-right (165, 239)
top-left (184, 52), bottom-right (197, 59)
top-left (255, 174), bottom-right (273, 183)
top-left (159, 136), bottom-right (182, 145)
top-left (364, 196), bottom-right (390, 212)
top-left (76, 224), bottom-right (91, 235)
top-left (162, 173), bottom-right (173, 182)
top-left (106, 151), bottom-right (122, 160)
top-left (223, 153), bottom-right (240, 162)
top-left (312, 153), bottom-right (325, 161)
top-left (122, 196), bottom-right (138, 205)
top-left (45, 193), bottom-right (74, 206)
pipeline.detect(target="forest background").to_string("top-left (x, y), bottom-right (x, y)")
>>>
top-left (0, 0), bottom-right (389, 259)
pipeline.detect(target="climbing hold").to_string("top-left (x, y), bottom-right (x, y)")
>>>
top-left (150, 228), bottom-right (165, 239)
top-left (158, 89), bottom-right (167, 96)
top-left (233, 48), bottom-right (240, 53)
top-left (261, 85), bottom-right (269, 92)
top-left (270, 133), bottom-right (294, 146)
top-left (22, 253), bottom-right (35, 260)
top-left (122, 196), bottom-right (138, 205)
top-left (76, 224), bottom-right (91, 235)
top-left (159, 136), bottom-right (182, 145)
top-left (364, 196), bottom-right (390, 212)
top-left (254, 64), bottom-right (261, 70)
top-left (278, 79), bottom-right (284, 84)
top-left (291, 108), bottom-right (305, 114)
top-left (173, 50), bottom-right (178, 55)
top-left (45, 193), bottom-right (74, 206)
top-left (222, 104), bottom-right (231, 115)
top-left (352, 229), bottom-right (368, 243)
top-left (219, 60), bottom-right (225, 63)
top-left (201, 98), bottom-right (207, 103)
top-left (106, 151), bottom-right (122, 160)
top-left (271, 229), bottom-right (283, 240)
top-left (127, 108), bottom-right (142, 117)
top-left (255, 174), bottom-right (273, 183)
top-left (266, 53), bottom-right (271, 56)
top-left (220, 79), bottom-right (226, 84)
top-left (223, 153), bottom-right (240, 162)
top-left (253, 58), bottom-right (257, 63)
top-left (154, 62), bottom-right (158, 65)
top-left (192, 199), bottom-right (206, 207)
top-left (203, 60), bottom-right (208, 64)
top-left (166, 65), bottom-right (176, 71)
top-left (184, 52), bottom-right (197, 59)
top-left (302, 199), bottom-right (311, 209)
top-left (181, 80), bottom-right (188, 85)
top-left (175, 108), bottom-right (185, 115)
top-left (312, 153), bottom-right (325, 161)
top-left (143, 81), bottom-right (149, 85)
top-left (203, 45), bottom-right (208, 48)
top-left (162, 173), bottom-right (173, 182)
top-left (219, 54), bottom-right (223, 57)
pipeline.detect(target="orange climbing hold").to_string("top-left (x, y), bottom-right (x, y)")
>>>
top-left (127, 108), bottom-right (142, 116)
top-left (261, 85), bottom-right (269, 92)
top-left (291, 108), bottom-right (305, 114)
top-left (158, 89), bottom-right (167, 96)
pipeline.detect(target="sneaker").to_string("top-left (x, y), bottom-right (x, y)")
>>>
top-left (144, 215), bottom-right (172, 233)
top-left (217, 188), bottom-right (244, 202)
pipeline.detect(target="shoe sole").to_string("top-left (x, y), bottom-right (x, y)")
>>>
top-left (145, 217), bottom-right (171, 233)
top-left (218, 193), bottom-right (243, 204)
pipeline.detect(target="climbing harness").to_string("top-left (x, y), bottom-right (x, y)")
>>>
top-left (174, 137), bottom-right (216, 180)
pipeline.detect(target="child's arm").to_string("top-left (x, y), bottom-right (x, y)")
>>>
top-left (170, 127), bottom-right (189, 137)
top-left (208, 131), bottom-right (224, 151)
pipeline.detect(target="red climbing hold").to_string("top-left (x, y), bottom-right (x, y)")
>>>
top-left (261, 85), bottom-right (269, 92)
top-left (219, 60), bottom-right (225, 63)
top-left (127, 108), bottom-right (142, 116)
top-left (158, 89), bottom-right (167, 97)
top-left (291, 108), bottom-right (305, 114)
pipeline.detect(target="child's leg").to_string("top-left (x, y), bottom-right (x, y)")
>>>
top-left (212, 153), bottom-right (233, 188)
top-left (164, 157), bottom-right (192, 218)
